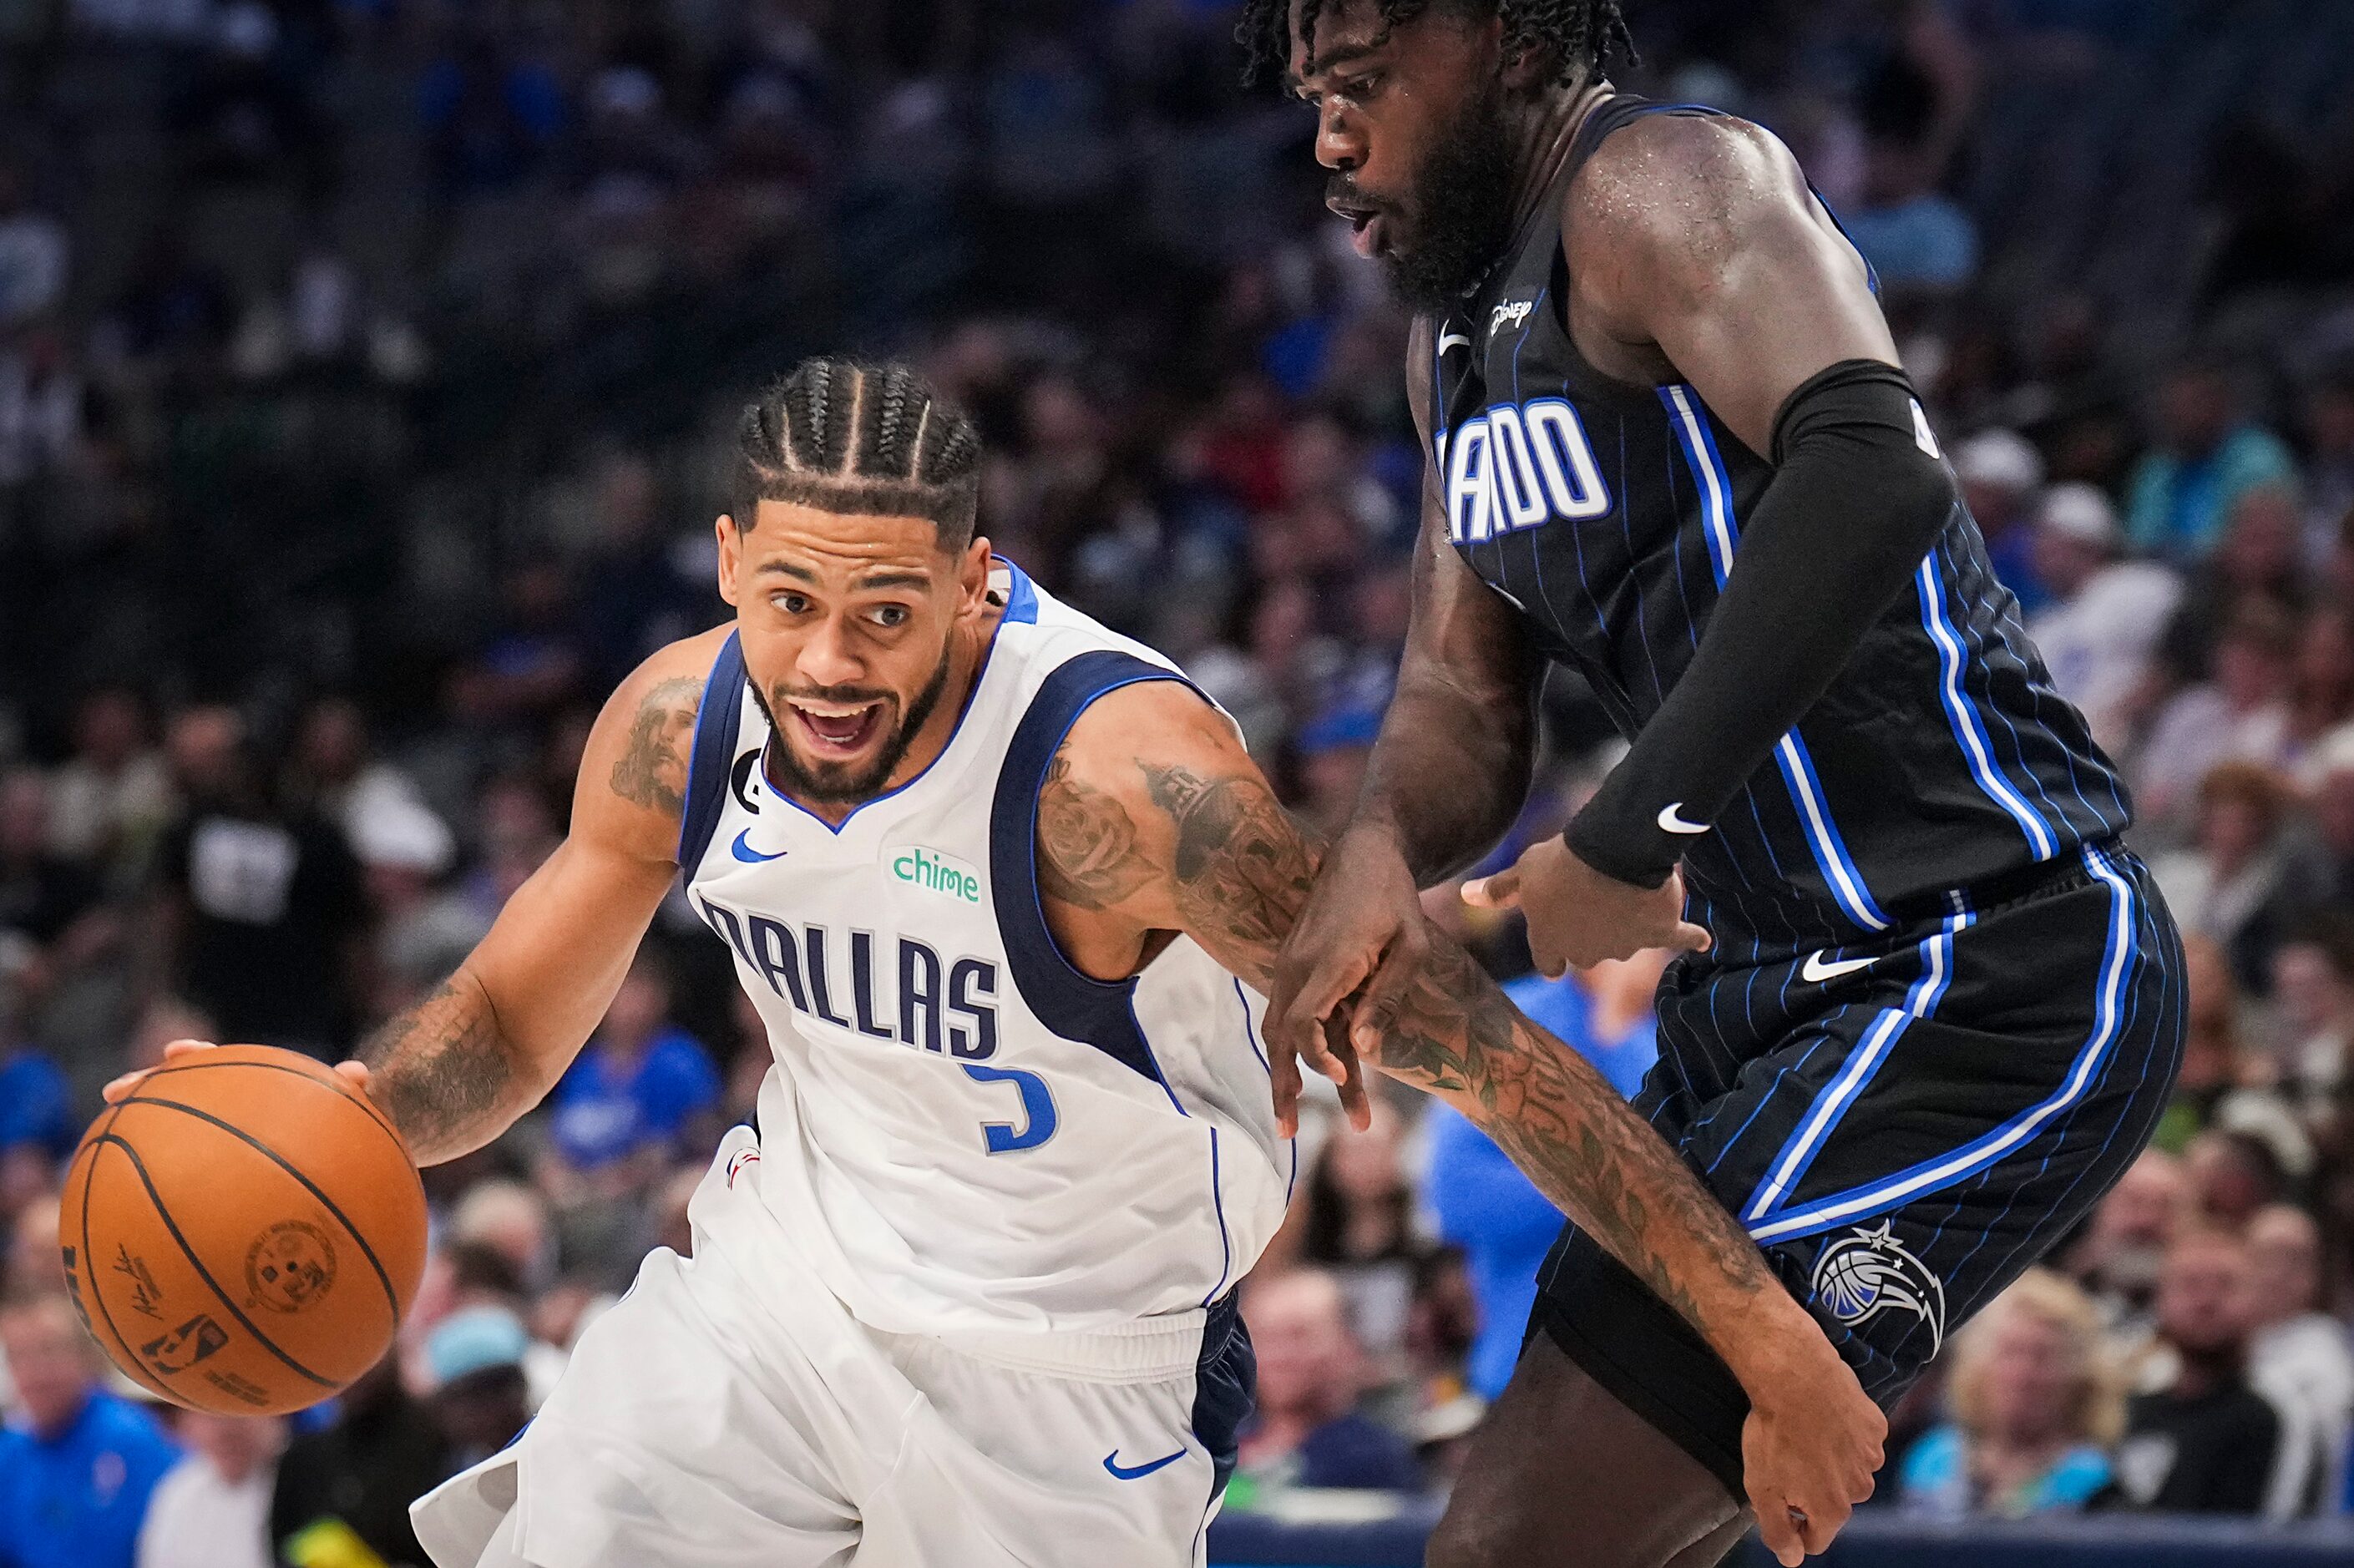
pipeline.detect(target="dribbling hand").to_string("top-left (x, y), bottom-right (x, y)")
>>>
top-left (104, 1039), bottom-right (371, 1103)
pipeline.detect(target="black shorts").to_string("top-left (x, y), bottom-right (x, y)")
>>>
top-left (1529, 842), bottom-right (2185, 1500)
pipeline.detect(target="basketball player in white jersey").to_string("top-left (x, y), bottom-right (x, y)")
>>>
top-left (113, 358), bottom-right (1880, 1565)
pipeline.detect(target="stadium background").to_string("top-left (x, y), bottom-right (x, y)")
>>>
top-left (3, 0), bottom-right (2354, 1563)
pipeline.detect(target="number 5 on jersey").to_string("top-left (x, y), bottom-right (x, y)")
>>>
top-left (961, 1063), bottom-right (1058, 1153)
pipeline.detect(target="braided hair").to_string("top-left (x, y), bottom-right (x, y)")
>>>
top-left (732, 357), bottom-right (985, 549)
top-left (1237, 0), bottom-right (1632, 91)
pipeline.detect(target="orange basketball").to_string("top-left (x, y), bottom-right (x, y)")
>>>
top-left (55, 1044), bottom-right (428, 1416)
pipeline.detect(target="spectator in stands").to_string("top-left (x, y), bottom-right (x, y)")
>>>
top-left (135, 1413), bottom-right (284, 1568)
top-left (422, 1304), bottom-right (534, 1470)
top-left (2134, 604), bottom-right (2297, 833)
top-left (1897, 1269), bottom-right (2120, 1519)
top-left (0, 162), bottom-right (68, 327)
top-left (2268, 923), bottom-right (2354, 1124)
top-left (43, 687), bottom-right (172, 873)
top-left (2126, 357), bottom-right (2300, 560)
top-left (2027, 482), bottom-right (2183, 752)
top-left (0, 1289), bottom-right (180, 1568)
top-left (2185, 1128), bottom-right (2291, 1232)
top-left (270, 1354), bottom-right (448, 1568)
top-left (547, 948), bottom-right (722, 1176)
top-left (1837, 56), bottom-right (1980, 294)
top-left (2303, 370), bottom-right (2354, 555)
top-left (1290, 1100), bottom-right (1424, 1377)
top-left (149, 706), bottom-right (372, 1055)
top-left (2065, 1148), bottom-right (2189, 1336)
top-left (2150, 762), bottom-right (2302, 994)
top-left (2103, 1228), bottom-right (2283, 1515)
top-left (1236, 1268), bottom-right (1422, 1494)
top-left (2244, 1204), bottom-right (2352, 1515)
top-left (1952, 428), bottom-right (2047, 609)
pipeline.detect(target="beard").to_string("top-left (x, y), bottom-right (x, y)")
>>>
top-left (1369, 83), bottom-right (1521, 311)
top-left (756, 645), bottom-right (954, 806)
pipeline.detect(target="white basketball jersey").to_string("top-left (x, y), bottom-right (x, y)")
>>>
top-left (677, 564), bottom-right (1292, 1350)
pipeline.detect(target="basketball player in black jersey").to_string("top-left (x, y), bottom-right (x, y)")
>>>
top-left (1248, 2), bottom-right (2187, 1565)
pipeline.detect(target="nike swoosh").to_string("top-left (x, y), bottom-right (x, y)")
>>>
top-left (730, 829), bottom-right (787, 863)
top-left (1800, 951), bottom-right (1877, 984)
top-left (1656, 802), bottom-right (1709, 835)
top-left (1103, 1448), bottom-right (1187, 1481)
top-left (1437, 331), bottom-right (1473, 353)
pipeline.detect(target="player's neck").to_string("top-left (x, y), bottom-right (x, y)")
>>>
top-left (1501, 74), bottom-right (1613, 242)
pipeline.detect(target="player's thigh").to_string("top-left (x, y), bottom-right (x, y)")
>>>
top-left (858, 1324), bottom-right (1245, 1568)
top-left (1426, 1333), bottom-right (1744, 1568)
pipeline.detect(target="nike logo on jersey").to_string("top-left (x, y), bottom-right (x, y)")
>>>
top-left (1800, 951), bottom-right (1877, 984)
top-left (1103, 1448), bottom-right (1187, 1481)
top-left (1437, 331), bottom-right (1472, 354)
top-left (731, 829), bottom-right (787, 863)
top-left (1656, 802), bottom-right (1709, 835)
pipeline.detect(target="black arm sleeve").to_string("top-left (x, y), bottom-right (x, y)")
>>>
top-left (1562, 359), bottom-right (1959, 888)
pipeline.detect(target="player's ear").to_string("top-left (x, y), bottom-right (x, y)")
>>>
top-left (1497, 34), bottom-right (1553, 92)
top-left (959, 534), bottom-right (992, 616)
top-left (716, 513), bottom-right (743, 607)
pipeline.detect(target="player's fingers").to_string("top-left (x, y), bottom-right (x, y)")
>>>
top-left (1753, 1497), bottom-right (1804, 1567)
top-left (160, 1039), bottom-right (220, 1060)
top-left (1348, 926), bottom-right (1428, 1059)
top-left (1669, 919), bottom-right (1714, 954)
top-left (1269, 949), bottom-right (1373, 1065)
top-left (1321, 1022), bottom-right (1374, 1132)
top-left (1797, 1493), bottom-right (1848, 1555)
top-left (1460, 868), bottom-right (1520, 908)
top-left (334, 1060), bottom-right (372, 1092)
top-left (102, 1040), bottom-right (220, 1102)
top-left (1268, 1035), bottom-right (1306, 1138)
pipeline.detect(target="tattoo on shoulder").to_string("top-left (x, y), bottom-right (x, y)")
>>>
top-left (1036, 751), bottom-right (1155, 911)
top-left (1137, 761), bottom-right (1313, 950)
top-left (609, 675), bottom-right (702, 816)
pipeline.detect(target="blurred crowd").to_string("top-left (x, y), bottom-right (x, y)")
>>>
top-left (3, 0), bottom-right (2354, 1562)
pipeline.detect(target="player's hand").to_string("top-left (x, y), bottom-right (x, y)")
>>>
top-left (1737, 1327), bottom-right (1886, 1564)
top-left (1266, 821), bottom-right (1421, 1136)
top-left (104, 1040), bottom-right (371, 1102)
top-left (1462, 836), bottom-right (1709, 976)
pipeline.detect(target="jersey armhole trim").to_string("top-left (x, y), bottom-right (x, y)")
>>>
top-left (676, 631), bottom-right (747, 873)
top-left (989, 649), bottom-right (1198, 1090)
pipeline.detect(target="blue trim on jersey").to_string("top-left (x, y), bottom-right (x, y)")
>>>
top-left (1740, 912), bottom-right (1973, 1227)
top-left (1748, 845), bottom-right (2136, 1245)
top-left (1917, 556), bottom-right (2059, 861)
top-left (1663, 384), bottom-right (1891, 933)
top-left (1202, 1125), bottom-right (1233, 1305)
top-left (988, 650), bottom-right (1195, 1090)
top-left (1001, 558), bottom-right (1040, 625)
top-left (677, 631), bottom-right (747, 873)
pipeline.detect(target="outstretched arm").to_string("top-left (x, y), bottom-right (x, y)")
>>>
top-left (358, 637), bottom-right (721, 1162)
top-left (1041, 681), bottom-right (1882, 1557)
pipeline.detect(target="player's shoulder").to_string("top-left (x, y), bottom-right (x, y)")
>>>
top-left (1054, 674), bottom-right (1246, 795)
top-left (581, 623), bottom-right (736, 837)
top-left (1562, 105), bottom-right (1809, 281)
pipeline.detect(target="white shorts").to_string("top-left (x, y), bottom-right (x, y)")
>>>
top-left (411, 1127), bottom-right (1253, 1568)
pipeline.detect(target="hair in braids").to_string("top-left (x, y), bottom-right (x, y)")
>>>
top-left (732, 357), bottom-right (985, 550)
top-left (1236, 0), bottom-right (1632, 91)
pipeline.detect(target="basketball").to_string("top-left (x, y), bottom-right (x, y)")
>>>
top-left (54, 1045), bottom-right (428, 1417)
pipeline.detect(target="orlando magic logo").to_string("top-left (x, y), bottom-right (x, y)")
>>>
top-left (1810, 1221), bottom-right (1946, 1355)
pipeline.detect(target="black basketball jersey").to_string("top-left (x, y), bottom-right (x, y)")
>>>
top-left (1425, 97), bottom-right (2129, 953)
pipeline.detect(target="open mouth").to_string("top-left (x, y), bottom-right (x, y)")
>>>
top-left (787, 699), bottom-right (884, 755)
top-left (1329, 200), bottom-right (1389, 258)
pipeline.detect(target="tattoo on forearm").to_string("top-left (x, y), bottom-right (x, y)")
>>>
top-left (358, 976), bottom-right (518, 1161)
top-left (609, 676), bottom-right (702, 815)
top-left (1037, 755), bottom-right (1156, 910)
top-left (1368, 944), bottom-right (1767, 1330)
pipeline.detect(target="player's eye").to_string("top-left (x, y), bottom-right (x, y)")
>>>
top-left (1337, 72), bottom-right (1379, 99)
top-left (774, 592), bottom-right (810, 615)
top-left (869, 604), bottom-right (909, 629)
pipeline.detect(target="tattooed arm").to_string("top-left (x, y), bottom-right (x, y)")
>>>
top-left (1039, 681), bottom-right (1884, 1544)
top-left (357, 635), bottom-right (721, 1161)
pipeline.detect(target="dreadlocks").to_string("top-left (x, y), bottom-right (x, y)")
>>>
top-left (1237, 0), bottom-right (1632, 90)
top-left (732, 357), bottom-right (985, 549)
